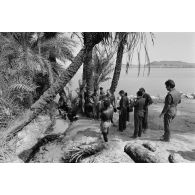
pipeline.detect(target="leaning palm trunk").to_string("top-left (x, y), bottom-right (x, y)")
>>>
top-left (4, 47), bottom-right (86, 139)
top-left (84, 48), bottom-right (95, 112)
top-left (110, 40), bottom-right (124, 94)
top-left (4, 32), bottom-right (109, 139)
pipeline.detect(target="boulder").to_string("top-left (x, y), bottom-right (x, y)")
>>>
top-left (142, 142), bottom-right (157, 152)
top-left (124, 142), bottom-right (161, 163)
top-left (168, 153), bottom-right (188, 163)
top-left (15, 115), bottom-right (69, 162)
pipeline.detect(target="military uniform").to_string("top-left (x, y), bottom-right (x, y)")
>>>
top-left (133, 97), bottom-right (145, 137)
top-left (142, 93), bottom-right (153, 132)
top-left (118, 95), bottom-right (129, 131)
top-left (161, 88), bottom-right (181, 141)
top-left (126, 96), bottom-right (130, 122)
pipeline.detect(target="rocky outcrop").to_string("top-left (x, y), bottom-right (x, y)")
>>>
top-left (168, 153), bottom-right (187, 163)
top-left (124, 142), bottom-right (160, 163)
top-left (15, 115), bottom-right (69, 162)
top-left (124, 140), bottom-right (189, 163)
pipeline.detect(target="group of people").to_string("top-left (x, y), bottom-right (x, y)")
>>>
top-left (99, 79), bottom-right (181, 143)
top-left (99, 87), bottom-right (153, 142)
top-left (58, 79), bottom-right (181, 144)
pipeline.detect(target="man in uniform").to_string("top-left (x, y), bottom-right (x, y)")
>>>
top-left (132, 90), bottom-right (145, 138)
top-left (118, 90), bottom-right (129, 131)
top-left (100, 98), bottom-right (114, 142)
top-left (125, 92), bottom-right (130, 122)
top-left (139, 88), bottom-right (153, 133)
top-left (159, 79), bottom-right (181, 142)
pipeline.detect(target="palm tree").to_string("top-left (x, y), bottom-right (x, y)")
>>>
top-left (92, 46), bottom-right (115, 92)
top-left (32, 32), bottom-right (76, 100)
top-left (0, 32), bottom-right (75, 128)
top-left (5, 32), bottom-right (110, 139)
top-left (75, 33), bottom-right (111, 115)
top-left (110, 32), bottom-right (154, 94)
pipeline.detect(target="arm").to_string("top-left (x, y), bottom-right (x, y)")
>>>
top-left (147, 94), bottom-right (153, 105)
top-left (133, 99), bottom-right (138, 107)
top-left (159, 94), bottom-right (172, 117)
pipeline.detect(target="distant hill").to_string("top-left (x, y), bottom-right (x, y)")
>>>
top-left (146, 61), bottom-right (195, 68)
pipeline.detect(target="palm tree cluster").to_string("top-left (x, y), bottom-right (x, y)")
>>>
top-left (0, 32), bottom-right (75, 128)
top-left (0, 32), bottom-right (153, 141)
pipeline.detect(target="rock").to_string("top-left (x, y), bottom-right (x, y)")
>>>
top-left (168, 153), bottom-right (188, 163)
top-left (142, 142), bottom-right (157, 152)
top-left (124, 142), bottom-right (161, 163)
top-left (19, 134), bottom-right (62, 162)
top-left (16, 115), bottom-right (52, 156)
top-left (16, 114), bottom-right (69, 162)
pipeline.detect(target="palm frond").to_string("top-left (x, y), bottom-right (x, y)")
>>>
top-left (9, 83), bottom-right (37, 93)
top-left (62, 143), bottom-right (105, 163)
top-left (39, 35), bottom-right (76, 62)
top-left (92, 46), bottom-right (114, 88)
top-left (119, 32), bottom-right (154, 75)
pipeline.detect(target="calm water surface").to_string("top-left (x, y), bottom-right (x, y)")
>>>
top-left (71, 68), bottom-right (195, 97)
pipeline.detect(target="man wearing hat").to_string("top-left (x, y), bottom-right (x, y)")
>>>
top-left (159, 79), bottom-right (181, 142)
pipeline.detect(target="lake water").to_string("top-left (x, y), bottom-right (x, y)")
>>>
top-left (71, 67), bottom-right (195, 97)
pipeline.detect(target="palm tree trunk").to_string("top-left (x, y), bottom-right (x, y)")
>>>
top-left (85, 48), bottom-right (94, 100)
top-left (110, 41), bottom-right (125, 94)
top-left (5, 47), bottom-right (86, 138)
top-left (5, 32), bottom-right (109, 138)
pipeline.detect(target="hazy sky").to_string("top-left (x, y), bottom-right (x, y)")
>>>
top-left (146, 32), bottom-right (195, 63)
top-left (68, 32), bottom-right (195, 65)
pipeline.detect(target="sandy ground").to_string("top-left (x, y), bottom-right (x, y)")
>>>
top-left (30, 98), bottom-right (195, 163)
top-left (83, 98), bottom-right (195, 162)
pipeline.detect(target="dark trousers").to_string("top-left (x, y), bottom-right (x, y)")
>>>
top-left (163, 114), bottom-right (175, 140)
top-left (126, 111), bottom-right (130, 122)
top-left (119, 109), bottom-right (127, 131)
top-left (134, 114), bottom-right (144, 137)
top-left (143, 109), bottom-right (148, 130)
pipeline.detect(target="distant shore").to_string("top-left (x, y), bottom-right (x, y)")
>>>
top-left (128, 66), bottom-right (195, 68)
top-left (127, 92), bottom-right (195, 102)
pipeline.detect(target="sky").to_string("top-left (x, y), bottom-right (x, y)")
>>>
top-left (65, 32), bottom-right (195, 67)
top-left (143, 32), bottom-right (195, 63)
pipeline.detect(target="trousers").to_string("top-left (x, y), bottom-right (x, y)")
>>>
top-left (163, 114), bottom-right (175, 140)
top-left (142, 109), bottom-right (148, 130)
top-left (119, 108), bottom-right (127, 131)
top-left (134, 114), bottom-right (144, 137)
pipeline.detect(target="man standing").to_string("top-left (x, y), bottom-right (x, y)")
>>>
top-left (139, 88), bottom-right (153, 133)
top-left (159, 80), bottom-right (181, 142)
top-left (118, 90), bottom-right (129, 131)
top-left (125, 92), bottom-right (130, 122)
top-left (100, 99), bottom-right (114, 142)
top-left (132, 91), bottom-right (145, 138)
